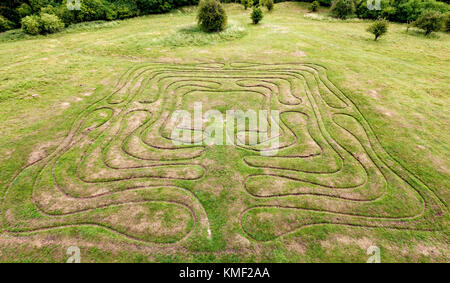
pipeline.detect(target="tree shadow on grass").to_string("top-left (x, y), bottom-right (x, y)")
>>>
top-left (402, 28), bottom-right (441, 39)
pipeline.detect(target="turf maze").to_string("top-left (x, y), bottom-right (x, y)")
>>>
top-left (2, 62), bottom-right (447, 245)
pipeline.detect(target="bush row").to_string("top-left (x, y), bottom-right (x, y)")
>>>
top-left (355, 0), bottom-right (449, 23)
top-left (21, 12), bottom-right (65, 35)
top-left (0, 0), bottom-right (200, 32)
top-left (237, 0), bottom-right (449, 23)
top-left (1, 0), bottom-right (449, 34)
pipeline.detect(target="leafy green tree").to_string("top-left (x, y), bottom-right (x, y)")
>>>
top-left (414, 10), bottom-right (444, 35)
top-left (197, 0), bottom-right (228, 32)
top-left (16, 3), bottom-right (33, 18)
top-left (310, 1), bottom-right (320, 12)
top-left (241, 0), bottom-right (254, 10)
top-left (266, 0), bottom-right (274, 11)
top-left (330, 0), bottom-right (355, 19)
top-left (444, 12), bottom-right (450, 32)
top-left (39, 13), bottom-right (64, 34)
top-left (0, 15), bottom-right (13, 32)
top-left (21, 14), bottom-right (41, 35)
top-left (259, 0), bottom-right (273, 11)
top-left (367, 19), bottom-right (388, 40)
top-left (251, 6), bottom-right (263, 24)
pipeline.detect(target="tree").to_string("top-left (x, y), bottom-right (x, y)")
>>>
top-left (251, 6), bottom-right (263, 24)
top-left (310, 1), bottom-right (320, 12)
top-left (241, 0), bottom-right (254, 10)
top-left (197, 0), bottom-right (228, 32)
top-left (367, 19), bottom-right (388, 40)
top-left (330, 0), bottom-right (355, 19)
top-left (0, 15), bottom-right (13, 32)
top-left (21, 15), bottom-right (41, 35)
top-left (259, 0), bottom-right (273, 11)
top-left (414, 10), bottom-right (444, 35)
top-left (444, 12), bottom-right (450, 32)
top-left (39, 13), bottom-right (65, 34)
top-left (266, 0), bottom-right (274, 11)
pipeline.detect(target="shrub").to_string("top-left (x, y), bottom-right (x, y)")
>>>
top-left (330, 0), bottom-right (355, 19)
top-left (444, 12), bottom-right (450, 32)
top-left (16, 3), bottom-right (33, 19)
top-left (318, 0), bottom-right (332, 7)
top-left (420, 0), bottom-right (449, 15)
top-left (115, 2), bottom-right (139, 19)
top-left (367, 19), bottom-right (388, 40)
top-left (241, 0), bottom-right (254, 10)
top-left (390, 0), bottom-right (449, 23)
top-left (197, 0), bottom-right (228, 32)
top-left (251, 6), bottom-right (263, 24)
top-left (266, 0), bottom-right (274, 11)
top-left (21, 15), bottom-right (41, 35)
top-left (76, 0), bottom-right (113, 22)
top-left (0, 6), bottom-right (20, 28)
top-left (137, 0), bottom-right (173, 14)
top-left (310, 1), bottom-right (320, 12)
top-left (20, 13), bottom-right (65, 35)
top-left (0, 15), bottom-right (13, 32)
top-left (57, 4), bottom-right (77, 25)
top-left (413, 10), bottom-right (444, 35)
top-left (258, 0), bottom-right (273, 11)
top-left (28, 0), bottom-right (50, 13)
top-left (40, 4), bottom-right (58, 15)
top-left (381, 6), bottom-right (397, 21)
top-left (396, 0), bottom-right (429, 23)
top-left (39, 13), bottom-right (65, 34)
top-left (355, 0), bottom-right (388, 20)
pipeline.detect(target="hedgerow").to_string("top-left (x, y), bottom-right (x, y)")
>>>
top-left (355, 0), bottom-right (449, 23)
top-left (1, 0), bottom-right (200, 32)
top-left (0, 0), bottom-right (449, 33)
top-left (0, 15), bottom-right (14, 32)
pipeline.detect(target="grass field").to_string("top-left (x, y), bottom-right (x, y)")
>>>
top-left (0, 2), bottom-right (448, 262)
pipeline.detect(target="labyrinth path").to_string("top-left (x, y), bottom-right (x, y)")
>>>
top-left (2, 63), bottom-right (447, 244)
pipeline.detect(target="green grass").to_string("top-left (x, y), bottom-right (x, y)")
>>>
top-left (0, 2), bottom-right (448, 263)
top-left (151, 20), bottom-right (247, 47)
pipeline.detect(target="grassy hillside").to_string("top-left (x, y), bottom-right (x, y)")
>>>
top-left (0, 3), bottom-right (448, 262)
